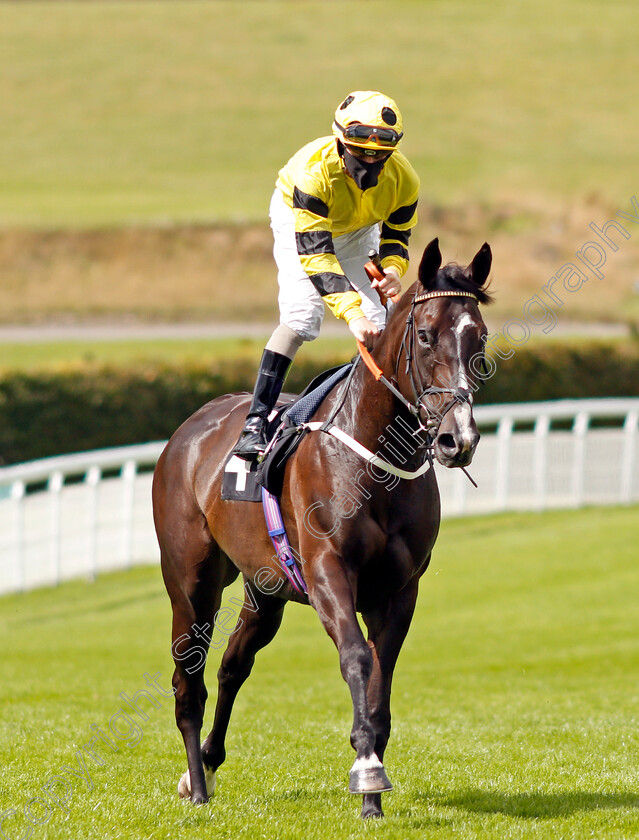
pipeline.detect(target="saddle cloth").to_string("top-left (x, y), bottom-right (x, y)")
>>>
top-left (222, 363), bottom-right (352, 502)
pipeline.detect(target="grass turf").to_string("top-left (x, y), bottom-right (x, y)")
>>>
top-left (0, 335), bottom-right (355, 373)
top-left (1, 507), bottom-right (638, 838)
top-left (1, 0), bottom-right (638, 227)
top-left (2, 1), bottom-right (639, 326)
top-left (0, 333), bottom-right (633, 375)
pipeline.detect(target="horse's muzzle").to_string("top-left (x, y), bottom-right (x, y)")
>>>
top-left (434, 428), bottom-right (480, 468)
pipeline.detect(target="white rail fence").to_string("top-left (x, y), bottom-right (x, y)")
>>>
top-left (0, 399), bottom-right (637, 595)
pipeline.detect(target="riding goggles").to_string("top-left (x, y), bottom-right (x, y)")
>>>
top-left (334, 121), bottom-right (403, 148)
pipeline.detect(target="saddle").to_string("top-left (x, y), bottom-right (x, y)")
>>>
top-left (221, 363), bottom-right (353, 502)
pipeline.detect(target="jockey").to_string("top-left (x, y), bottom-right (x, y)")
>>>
top-left (232, 90), bottom-right (420, 460)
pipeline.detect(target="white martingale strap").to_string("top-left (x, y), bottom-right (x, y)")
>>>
top-left (302, 422), bottom-right (432, 480)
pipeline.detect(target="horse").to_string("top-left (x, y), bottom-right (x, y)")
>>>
top-left (152, 237), bottom-right (493, 819)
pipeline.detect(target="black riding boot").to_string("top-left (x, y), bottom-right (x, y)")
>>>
top-left (232, 349), bottom-right (292, 460)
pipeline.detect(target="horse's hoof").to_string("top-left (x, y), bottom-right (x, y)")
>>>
top-left (348, 755), bottom-right (392, 794)
top-left (361, 794), bottom-right (384, 819)
top-left (177, 770), bottom-right (191, 799)
top-left (361, 805), bottom-right (385, 819)
top-left (177, 768), bottom-right (216, 801)
top-left (361, 802), bottom-right (384, 820)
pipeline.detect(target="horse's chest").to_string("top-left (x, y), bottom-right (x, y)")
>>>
top-left (355, 533), bottom-right (425, 608)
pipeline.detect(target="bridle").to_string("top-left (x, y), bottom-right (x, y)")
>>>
top-left (260, 286), bottom-right (487, 489)
top-left (358, 288), bottom-right (484, 440)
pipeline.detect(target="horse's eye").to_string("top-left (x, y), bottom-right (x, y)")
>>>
top-left (417, 329), bottom-right (435, 347)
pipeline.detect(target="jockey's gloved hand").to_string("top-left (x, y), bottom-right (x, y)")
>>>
top-left (373, 267), bottom-right (401, 298)
top-left (348, 316), bottom-right (379, 349)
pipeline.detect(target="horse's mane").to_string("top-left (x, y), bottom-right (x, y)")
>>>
top-left (433, 263), bottom-right (494, 305)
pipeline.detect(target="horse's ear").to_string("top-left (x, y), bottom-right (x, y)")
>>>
top-left (418, 238), bottom-right (442, 290)
top-left (468, 242), bottom-right (492, 287)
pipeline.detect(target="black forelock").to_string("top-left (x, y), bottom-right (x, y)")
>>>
top-left (433, 263), bottom-right (494, 305)
top-left (385, 260), bottom-right (494, 332)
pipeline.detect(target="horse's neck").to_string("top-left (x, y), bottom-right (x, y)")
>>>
top-left (331, 350), bottom-right (424, 468)
top-left (340, 364), bottom-right (394, 442)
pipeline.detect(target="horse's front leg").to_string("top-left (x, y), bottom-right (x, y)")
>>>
top-left (308, 555), bottom-right (392, 796)
top-left (359, 577), bottom-right (420, 818)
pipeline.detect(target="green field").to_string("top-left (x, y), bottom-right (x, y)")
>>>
top-left (0, 335), bottom-right (355, 373)
top-left (0, 332), bottom-right (631, 374)
top-left (1, 0), bottom-right (638, 226)
top-left (1, 507), bottom-right (638, 840)
top-left (1, 0), bottom-right (639, 326)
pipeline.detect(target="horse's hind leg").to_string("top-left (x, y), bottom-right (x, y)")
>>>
top-left (200, 583), bottom-right (286, 776)
top-left (162, 537), bottom-right (237, 805)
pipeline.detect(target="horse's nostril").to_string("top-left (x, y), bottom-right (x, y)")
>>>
top-left (437, 433), bottom-right (457, 452)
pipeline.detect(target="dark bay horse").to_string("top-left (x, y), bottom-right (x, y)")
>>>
top-left (152, 238), bottom-right (493, 819)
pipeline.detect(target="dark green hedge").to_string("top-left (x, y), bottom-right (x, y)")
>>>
top-left (0, 341), bottom-right (637, 466)
top-left (0, 358), bottom-right (344, 467)
top-left (478, 340), bottom-right (639, 404)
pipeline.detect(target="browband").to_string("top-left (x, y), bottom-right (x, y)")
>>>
top-left (414, 290), bottom-right (479, 304)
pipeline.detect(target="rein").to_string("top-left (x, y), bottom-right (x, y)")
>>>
top-left (356, 340), bottom-right (420, 418)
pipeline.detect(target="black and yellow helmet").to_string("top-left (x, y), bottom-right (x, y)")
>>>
top-left (333, 91), bottom-right (404, 151)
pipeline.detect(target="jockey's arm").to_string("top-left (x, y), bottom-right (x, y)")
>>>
top-left (288, 183), bottom-right (380, 343)
top-left (377, 195), bottom-right (419, 296)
